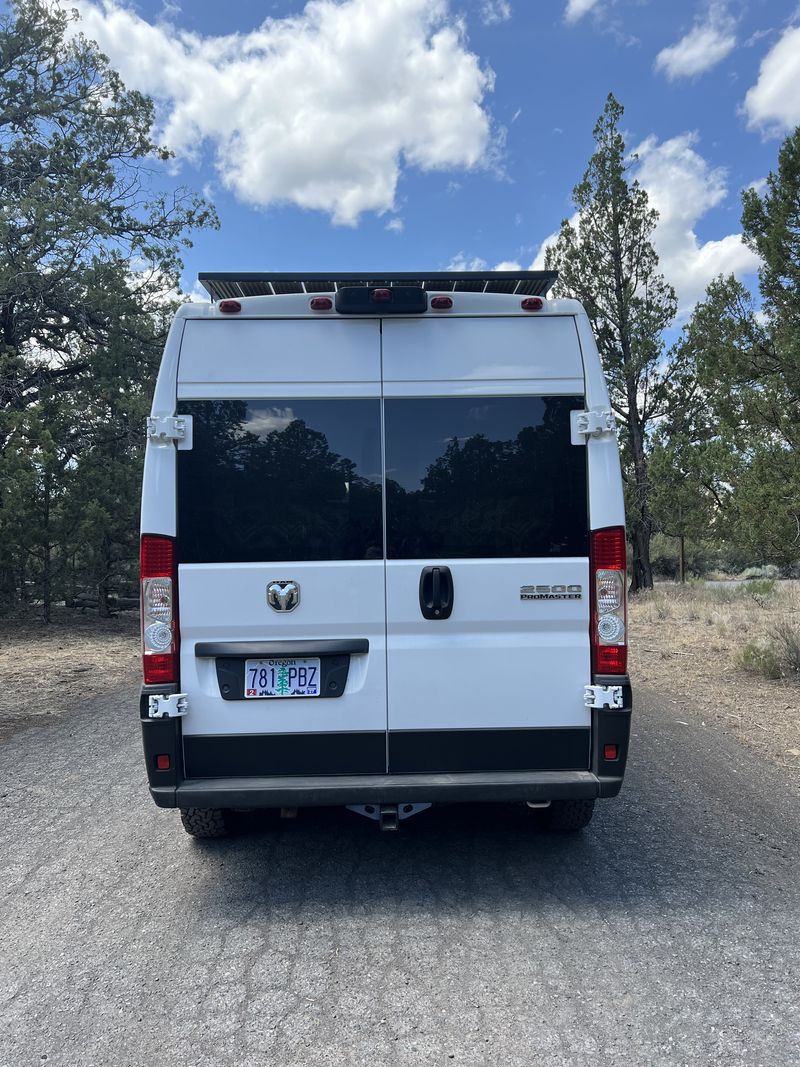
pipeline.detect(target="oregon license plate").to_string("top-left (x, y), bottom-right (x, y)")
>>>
top-left (244, 657), bottom-right (321, 698)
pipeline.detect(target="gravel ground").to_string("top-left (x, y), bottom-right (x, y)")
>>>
top-left (0, 679), bottom-right (798, 1066)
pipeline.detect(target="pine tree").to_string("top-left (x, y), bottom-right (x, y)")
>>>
top-left (545, 94), bottom-right (678, 592)
top-left (679, 126), bottom-right (800, 565)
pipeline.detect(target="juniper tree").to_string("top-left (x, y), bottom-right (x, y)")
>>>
top-left (545, 94), bottom-right (678, 592)
top-left (679, 126), bottom-right (800, 566)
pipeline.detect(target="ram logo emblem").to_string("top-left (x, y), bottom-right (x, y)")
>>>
top-left (267, 580), bottom-right (300, 612)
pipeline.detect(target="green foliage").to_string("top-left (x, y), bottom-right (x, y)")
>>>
top-left (0, 1), bottom-right (217, 618)
top-left (544, 94), bottom-right (678, 591)
top-left (673, 126), bottom-right (800, 569)
top-left (737, 620), bottom-right (800, 680)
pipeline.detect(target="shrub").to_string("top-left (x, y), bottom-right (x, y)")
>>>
top-left (741, 565), bottom-right (781, 580)
top-left (737, 640), bottom-right (783, 680)
top-left (737, 620), bottom-right (800, 680)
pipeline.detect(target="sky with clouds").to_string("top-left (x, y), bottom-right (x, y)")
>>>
top-left (55, 0), bottom-right (800, 318)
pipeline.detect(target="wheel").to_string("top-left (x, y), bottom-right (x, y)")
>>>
top-left (542, 799), bottom-right (595, 832)
top-left (179, 807), bottom-right (230, 838)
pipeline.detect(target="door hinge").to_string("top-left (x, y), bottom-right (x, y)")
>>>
top-left (584, 684), bottom-right (623, 710)
top-left (570, 407), bottom-right (615, 444)
top-left (148, 692), bottom-right (188, 719)
top-left (146, 415), bottom-right (193, 449)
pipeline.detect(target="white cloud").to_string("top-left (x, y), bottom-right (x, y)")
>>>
top-left (385, 218), bottom-right (404, 233)
top-left (530, 214), bottom-right (578, 270)
top-left (743, 24), bottom-right (800, 134)
top-left (654, 1), bottom-right (736, 80)
top-left (564, 0), bottom-right (601, 23)
top-left (527, 134), bottom-right (759, 317)
top-left (73, 0), bottom-right (495, 225)
top-left (631, 133), bottom-right (759, 315)
top-left (746, 176), bottom-right (768, 195)
top-left (481, 1), bottom-right (512, 25)
top-left (446, 253), bottom-right (488, 271)
top-left (493, 260), bottom-right (522, 271)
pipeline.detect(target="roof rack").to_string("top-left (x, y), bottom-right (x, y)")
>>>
top-left (198, 271), bottom-right (558, 302)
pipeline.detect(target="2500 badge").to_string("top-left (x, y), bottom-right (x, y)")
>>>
top-left (520, 584), bottom-right (583, 601)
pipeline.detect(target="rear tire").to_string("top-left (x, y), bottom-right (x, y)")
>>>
top-left (179, 807), bottom-right (230, 839)
top-left (543, 799), bottom-right (595, 832)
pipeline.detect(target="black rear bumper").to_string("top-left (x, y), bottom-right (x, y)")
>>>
top-left (151, 768), bottom-right (624, 809)
top-left (141, 677), bottom-right (632, 810)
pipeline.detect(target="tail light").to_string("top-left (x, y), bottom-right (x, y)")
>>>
top-left (590, 526), bottom-right (627, 674)
top-left (521, 297), bottom-right (544, 311)
top-left (140, 534), bottom-right (178, 685)
top-left (309, 296), bottom-right (333, 311)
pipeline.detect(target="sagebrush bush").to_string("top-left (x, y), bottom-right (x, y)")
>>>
top-left (737, 619), bottom-right (800, 680)
top-left (737, 640), bottom-right (783, 680)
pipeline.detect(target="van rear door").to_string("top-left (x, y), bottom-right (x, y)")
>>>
top-left (175, 318), bottom-right (388, 778)
top-left (382, 316), bottom-right (592, 774)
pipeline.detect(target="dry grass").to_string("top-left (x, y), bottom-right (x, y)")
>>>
top-left (629, 580), bottom-right (800, 781)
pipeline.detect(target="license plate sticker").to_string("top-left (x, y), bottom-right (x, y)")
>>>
top-left (244, 658), bottom-right (321, 698)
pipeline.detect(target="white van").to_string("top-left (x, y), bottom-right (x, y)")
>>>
top-left (139, 272), bottom-right (631, 836)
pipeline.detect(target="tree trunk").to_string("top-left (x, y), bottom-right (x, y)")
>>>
top-left (98, 532), bottom-right (112, 619)
top-left (626, 405), bottom-right (654, 594)
top-left (679, 533), bottom-right (685, 584)
top-left (41, 472), bottom-right (52, 624)
top-left (629, 519), bottom-right (653, 594)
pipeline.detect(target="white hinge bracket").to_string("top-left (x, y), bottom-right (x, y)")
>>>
top-left (148, 693), bottom-right (188, 719)
top-left (570, 407), bottom-right (615, 444)
top-left (584, 684), bottom-right (624, 710)
top-left (146, 415), bottom-right (193, 449)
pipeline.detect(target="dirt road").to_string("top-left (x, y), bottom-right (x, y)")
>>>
top-left (0, 679), bottom-right (798, 1066)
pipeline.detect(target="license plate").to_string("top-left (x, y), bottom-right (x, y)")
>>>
top-left (244, 657), bottom-right (321, 698)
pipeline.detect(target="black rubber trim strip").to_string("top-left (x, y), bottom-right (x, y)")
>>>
top-left (194, 639), bottom-right (369, 657)
top-left (183, 731), bottom-right (386, 777)
top-left (388, 727), bottom-right (590, 774)
top-left (157, 769), bottom-right (613, 809)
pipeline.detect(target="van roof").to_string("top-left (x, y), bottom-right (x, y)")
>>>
top-left (198, 270), bottom-right (557, 301)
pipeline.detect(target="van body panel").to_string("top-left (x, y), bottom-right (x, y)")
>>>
top-left (384, 557), bottom-right (590, 734)
top-left (179, 561), bottom-right (387, 739)
top-left (381, 317), bottom-right (584, 382)
top-left (382, 378), bottom-right (584, 398)
top-left (177, 318), bottom-right (381, 385)
top-left (177, 380), bottom-right (382, 400)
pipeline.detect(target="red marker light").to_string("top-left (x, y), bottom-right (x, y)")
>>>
top-left (521, 297), bottom-right (544, 312)
top-left (309, 296), bottom-right (333, 311)
top-left (604, 744), bottom-right (619, 761)
top-left (219, 300), bottom-right (241, 314)
top-left (371, 288), bottom-right (392, 302)
top-left (430, 296), bottom-right (453, 310)
top-left (155, 754), bottom-right (171, 771)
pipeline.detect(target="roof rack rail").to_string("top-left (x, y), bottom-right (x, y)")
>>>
top-left (198, 271), bottom-right (558, 302)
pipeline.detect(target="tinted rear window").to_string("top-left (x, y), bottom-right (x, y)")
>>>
top-left (384, 396), bottom-right (587, 559)
top-left (177, 399), bottom-right (382, 563)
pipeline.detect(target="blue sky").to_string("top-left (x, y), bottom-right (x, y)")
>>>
top-left (63, 0), bottom-right (800, 318)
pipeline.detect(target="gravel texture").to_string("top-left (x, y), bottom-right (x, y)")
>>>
top-left (1, 681), bottom-right (799, 1066)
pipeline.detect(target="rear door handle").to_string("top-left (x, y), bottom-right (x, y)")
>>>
top-left (419, 566), bottom-right (454, 620)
